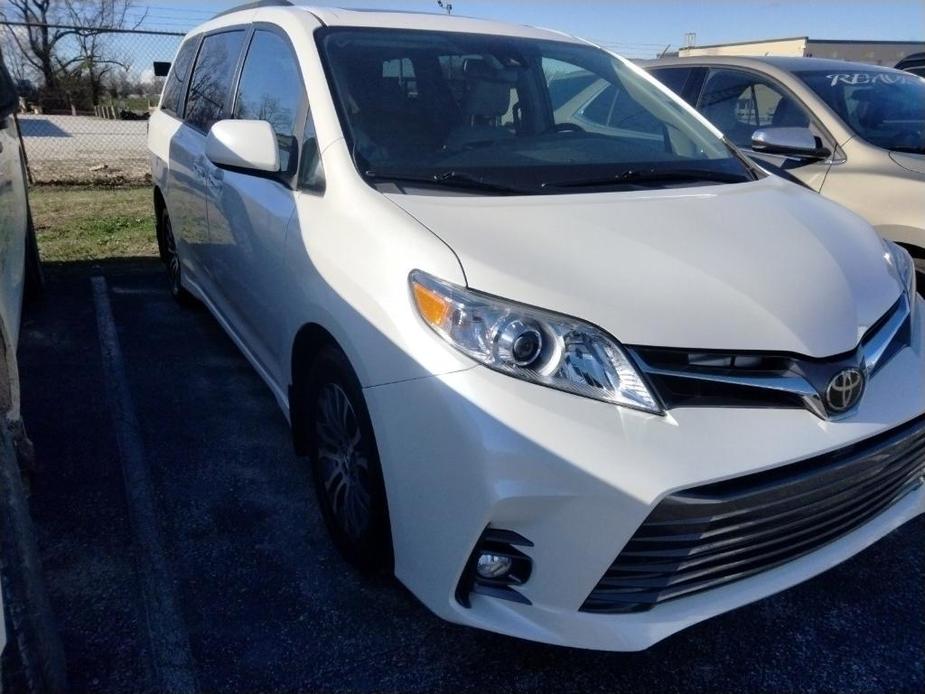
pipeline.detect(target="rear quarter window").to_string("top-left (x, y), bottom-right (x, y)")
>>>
top-left (160, 38), bottom-right (199, 116)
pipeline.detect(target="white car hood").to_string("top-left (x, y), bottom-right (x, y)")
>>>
top-left (387, 177), bottom-right (900, 357)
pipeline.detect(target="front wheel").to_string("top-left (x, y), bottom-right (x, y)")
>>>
top-left (303, 346), bottom-right (392, 572)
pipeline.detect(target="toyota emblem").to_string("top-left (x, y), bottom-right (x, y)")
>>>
top-left (825, 368), bottom-right (865, 413)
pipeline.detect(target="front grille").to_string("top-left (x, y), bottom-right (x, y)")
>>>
top-left (582, 415), bottom-right (925, 614)
top-left (627, 294), bottom-right (911, 419)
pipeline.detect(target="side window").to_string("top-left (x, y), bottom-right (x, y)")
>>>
top-left (577, 82), bottom-right (664, 138)
top-left (160, 38), bottom-right (198, 116)
top-left (649, 67), bottom-right (693, 98)
top-left (298, 113), bottom-right (324, 191)
top-left (234, 30), bottom-right (303, 173)
top-left (184, 30), bottom-right (245, 132)
top-left (698, 68), bottom-right (811, 148)
top-left (547, 72), bottom-right (598, 111)
top-left (579, 83), bottom-right (617, 124)
top-left (544, 59), bottom-right (665, 150)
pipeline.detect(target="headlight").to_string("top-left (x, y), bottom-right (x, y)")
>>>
top-left (883, 239), bottom-right (917, 309)
top-left (409, 270), bottom-right (662, 414)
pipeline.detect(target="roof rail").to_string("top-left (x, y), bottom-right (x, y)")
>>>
top-left (212, 0), bottom-right (293, 19)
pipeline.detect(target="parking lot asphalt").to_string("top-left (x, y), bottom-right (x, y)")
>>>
top-left (18, 259), bottom-right (925, 694)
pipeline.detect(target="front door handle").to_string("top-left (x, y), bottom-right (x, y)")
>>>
top-left (206, 169), bottom-right (223, 193)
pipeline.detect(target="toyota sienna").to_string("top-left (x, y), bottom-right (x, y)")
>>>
top-left (147, 2), bottom-right (925, 651)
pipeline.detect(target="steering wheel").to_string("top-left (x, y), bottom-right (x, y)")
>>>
top-left (545, 122), bottom-right (586, 134)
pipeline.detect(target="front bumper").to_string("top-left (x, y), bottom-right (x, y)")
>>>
top-left (364, 304), bottom-right (925, 651)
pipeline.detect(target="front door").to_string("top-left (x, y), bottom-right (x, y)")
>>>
top-left (171, 30), bottom-right (246, 292)
top-left (203, 28), bottom-right (307, 386)
top-left (696, 68), bottom-right (835, 190)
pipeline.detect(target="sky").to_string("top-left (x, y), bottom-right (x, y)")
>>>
top-left (123, 0), bottom-right (925, 59)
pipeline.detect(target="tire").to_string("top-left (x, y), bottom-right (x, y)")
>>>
top-left (23, 210), bottom-right (44, 303)
top-left (0, 421), bottom-right (69, 693)
top-left (160, 207), bottom-right (195, 305)
top-left (302, 346), bottom-right (392, 572)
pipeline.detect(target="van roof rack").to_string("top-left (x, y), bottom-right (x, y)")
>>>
top-left (212, 0), bottom-right (293, 19)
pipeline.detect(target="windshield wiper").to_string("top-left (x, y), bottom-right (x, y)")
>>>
top-left (541, 168), bottom-right (751, 190)
top-left (365, 169), bottom-right (531, 195)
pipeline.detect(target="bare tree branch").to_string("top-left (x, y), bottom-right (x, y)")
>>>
top-left (2, 0), bottom-right (144, 104)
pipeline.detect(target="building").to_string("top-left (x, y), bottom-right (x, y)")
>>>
top-left (679, 37), bottom-right (924, 67)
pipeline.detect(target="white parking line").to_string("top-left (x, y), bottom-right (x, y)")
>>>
top-left (91, 276), bottom-right (198, 694)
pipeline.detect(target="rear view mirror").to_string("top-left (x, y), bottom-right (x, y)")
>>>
top-left (153, 61), bottom-right (171, 77)
top-left (205, 120), bottom-right (279, 174)
top-left (751, 127), bottom-right (831, 160)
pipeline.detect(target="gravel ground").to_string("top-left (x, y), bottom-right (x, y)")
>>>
top-left (18, 115), bottom-right (149, 184)
top-left (18, 260), bottom-right (925, 694)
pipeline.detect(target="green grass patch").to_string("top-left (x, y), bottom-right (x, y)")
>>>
top-left (30, 186), bottom-right (158, 263)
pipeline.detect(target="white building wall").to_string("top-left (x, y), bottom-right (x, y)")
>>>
top-left (680, 38), bottom-right (807, 58)
top-left (680, 38), bottom-right (924, 67)
top-left (805, 41), bottom-right (923, 66)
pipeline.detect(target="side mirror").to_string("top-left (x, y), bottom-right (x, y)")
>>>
top-left (751, 127), bottom-right (831, 160)
top-left (205, 119), bottom-right (279, 173)
top-left (153, 61), bottom-right (171, 78)
top-left (0, 62), bottom-right (18, 121)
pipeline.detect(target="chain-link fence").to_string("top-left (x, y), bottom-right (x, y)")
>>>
top-left (1, 21), bottom-right (182, 184)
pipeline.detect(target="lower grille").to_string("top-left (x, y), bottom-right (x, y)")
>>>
top-left (582, 415), bottom-right (925, 613)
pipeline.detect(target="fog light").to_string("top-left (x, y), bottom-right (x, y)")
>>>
top-left (476, 552), bottom-right (513, 579)
top-left (456, 527), bottom-right (533, 607)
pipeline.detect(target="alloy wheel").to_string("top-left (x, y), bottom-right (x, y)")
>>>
top-left (314, 382), bottom-right (373, 541)
top-left (163, 215), bottom-right (181, 297)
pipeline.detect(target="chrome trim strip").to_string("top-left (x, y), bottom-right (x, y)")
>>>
top-left (632, 294), bottom-right (911, 420)
top-left (640, 367), bottom-right (818, 398)
top-left (862, 295), bottom-right (910, 374)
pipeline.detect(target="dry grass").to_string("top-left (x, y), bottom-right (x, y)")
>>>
top-left (29, 186), bottom-right (157, 262)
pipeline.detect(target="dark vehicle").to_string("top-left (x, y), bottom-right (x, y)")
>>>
top-left (0, 48), bottom-right (63, 693)
top-left (896, 52), bottom-right (925, 77)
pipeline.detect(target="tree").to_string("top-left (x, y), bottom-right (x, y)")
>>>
top-left (64, 0), bottom-right (147, 105)
top-left (0, 0), bottom-right (146, 105)
top-left (0, 25), bottom-right (34, 86)
top-left (0, 0), bottom-right (73, 91)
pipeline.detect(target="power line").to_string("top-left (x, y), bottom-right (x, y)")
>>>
top-left (0, 0), bottom-right (215, 18)
top-left (588, 41), bottom-right (670, 48)
top-left (124, 3), bottom-right (215, 15)
top-left (0, 19), bottom-right (183, 36)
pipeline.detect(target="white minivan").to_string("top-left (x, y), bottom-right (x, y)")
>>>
top-left (148, 2), bottom-right (925, 651)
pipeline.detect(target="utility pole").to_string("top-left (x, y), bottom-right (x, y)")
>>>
top-left (437, 1), bottom-right (453, 14)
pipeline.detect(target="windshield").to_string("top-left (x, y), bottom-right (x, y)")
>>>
top-left (317, 28), bottom-right (754, 194)
top-left (796, 69), bottom-right (925, 154)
